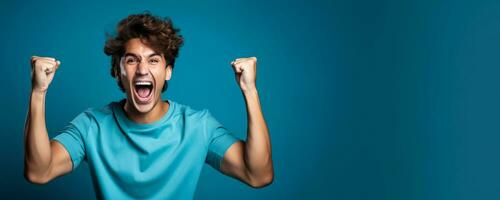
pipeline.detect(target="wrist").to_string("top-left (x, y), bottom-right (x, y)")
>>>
top-left (31, 89), bottom-right (47, 98)
top-left (242, 87), bottom-right (259, 97)
top-left (241, 84), bottom-right (257, 93)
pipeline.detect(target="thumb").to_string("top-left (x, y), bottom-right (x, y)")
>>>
top-left (231, 63), bottom-right (243, 73)
top-left (55, 60), bottom-right (61, 70)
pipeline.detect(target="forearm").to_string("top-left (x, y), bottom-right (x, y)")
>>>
top-left (24, 90), bottom-right (52, 176)
top-left (242, 89), bottom-right (273, 179)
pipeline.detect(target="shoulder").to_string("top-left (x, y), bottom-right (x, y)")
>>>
top-left (169, 100), bottom-right (221, 143)
top-left (169, 100), bottom-right (212, 120)
top-left (76, 102), bottom-right (115, 123)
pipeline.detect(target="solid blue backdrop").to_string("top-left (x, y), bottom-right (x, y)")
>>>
top-left (2, 0), bottom-right (500, 199)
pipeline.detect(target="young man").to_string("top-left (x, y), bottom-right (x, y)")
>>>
top-left (24, 13), bottom-right (273, 199)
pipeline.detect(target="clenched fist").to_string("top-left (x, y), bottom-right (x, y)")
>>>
top-left (231, 57), bottom-right (257, 92)
top-left (31, 56), bottom-right (61, 93)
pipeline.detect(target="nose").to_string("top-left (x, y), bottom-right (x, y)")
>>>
top-left (136, 60), bottom-right (148, 75)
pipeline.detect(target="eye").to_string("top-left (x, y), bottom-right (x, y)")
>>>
top-left (126, 57), bottom-right (138, 64)
top-left (149, 58), bottom-right (160, 65)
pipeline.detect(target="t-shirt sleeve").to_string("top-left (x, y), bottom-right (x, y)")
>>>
top-left (204, 110), bottom-right (240, 171)
top-left (51, 111), bottom-right (91, 171)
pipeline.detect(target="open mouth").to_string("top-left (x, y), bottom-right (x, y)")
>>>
top-left (133, 81), bottom-right (154, 104)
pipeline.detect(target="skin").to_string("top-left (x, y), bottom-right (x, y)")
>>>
top-left (119, 38), bottom-right (172, 123)
top-left (221, 57), bottom-right (274, 187)
top-left (24, 39), bottom-right (273, 188)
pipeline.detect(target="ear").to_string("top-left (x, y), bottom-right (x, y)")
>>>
top-left (114, 68), bottom-right (122, 80)
top-left (165, 65), bottom-right (172, 81)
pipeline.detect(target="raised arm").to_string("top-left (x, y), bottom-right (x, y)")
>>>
top-left (221, 57), bottom-right (274, 188)
top-left (24, 56), bottom-right (72, 184)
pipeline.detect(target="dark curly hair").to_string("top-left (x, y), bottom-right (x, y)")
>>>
top-left (104, 12), bottom-right (184, 92)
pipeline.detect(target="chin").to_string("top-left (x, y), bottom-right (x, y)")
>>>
top-left (132, 101), bottom-right (156, 113)
top-left (130, 92), bottom-right (161, 114)
top-left (125, 77), bottom-right (162, 114)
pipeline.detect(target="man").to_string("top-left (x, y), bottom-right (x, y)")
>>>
top-left (24, 13), bottom-right (273, 199)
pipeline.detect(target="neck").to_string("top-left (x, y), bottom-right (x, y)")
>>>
top-left (123, 99), bottom-right (169, 124)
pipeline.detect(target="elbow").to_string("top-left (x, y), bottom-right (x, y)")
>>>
top-left (248, 171), bottom-right (274, 188)
top-left (24, 170), bottom-right (50, 185)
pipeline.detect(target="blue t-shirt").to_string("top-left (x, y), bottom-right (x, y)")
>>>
top-left (52, 99), bottom-right (240, 199)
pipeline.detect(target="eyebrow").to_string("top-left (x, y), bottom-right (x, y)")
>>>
top-left (123, 52), bottom-right (162, 58)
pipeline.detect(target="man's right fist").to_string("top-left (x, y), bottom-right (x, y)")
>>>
top-left (31, 56), bottom-right (61, 93)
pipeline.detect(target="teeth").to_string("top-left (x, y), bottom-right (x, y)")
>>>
top-left (135, 81), bottom-right (152, 86)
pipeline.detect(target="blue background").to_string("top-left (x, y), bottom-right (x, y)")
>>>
top-left (2, 0), bottom-right (500, 199)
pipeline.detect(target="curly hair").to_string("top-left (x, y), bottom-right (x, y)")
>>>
top-left (104, 12), bottom-right (184, 92)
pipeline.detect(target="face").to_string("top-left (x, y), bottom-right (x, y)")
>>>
top-left (119, 38), bottom-right (172, 114)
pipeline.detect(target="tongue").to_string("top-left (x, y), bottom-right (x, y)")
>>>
top-left (137, 87), bottom-right (151, 98)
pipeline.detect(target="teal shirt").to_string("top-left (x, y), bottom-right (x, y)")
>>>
top-left (52, 99), bottom-right (240, 199)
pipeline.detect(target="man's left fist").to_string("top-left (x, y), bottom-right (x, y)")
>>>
top-left (231, 57), bottom-right (257, 92)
